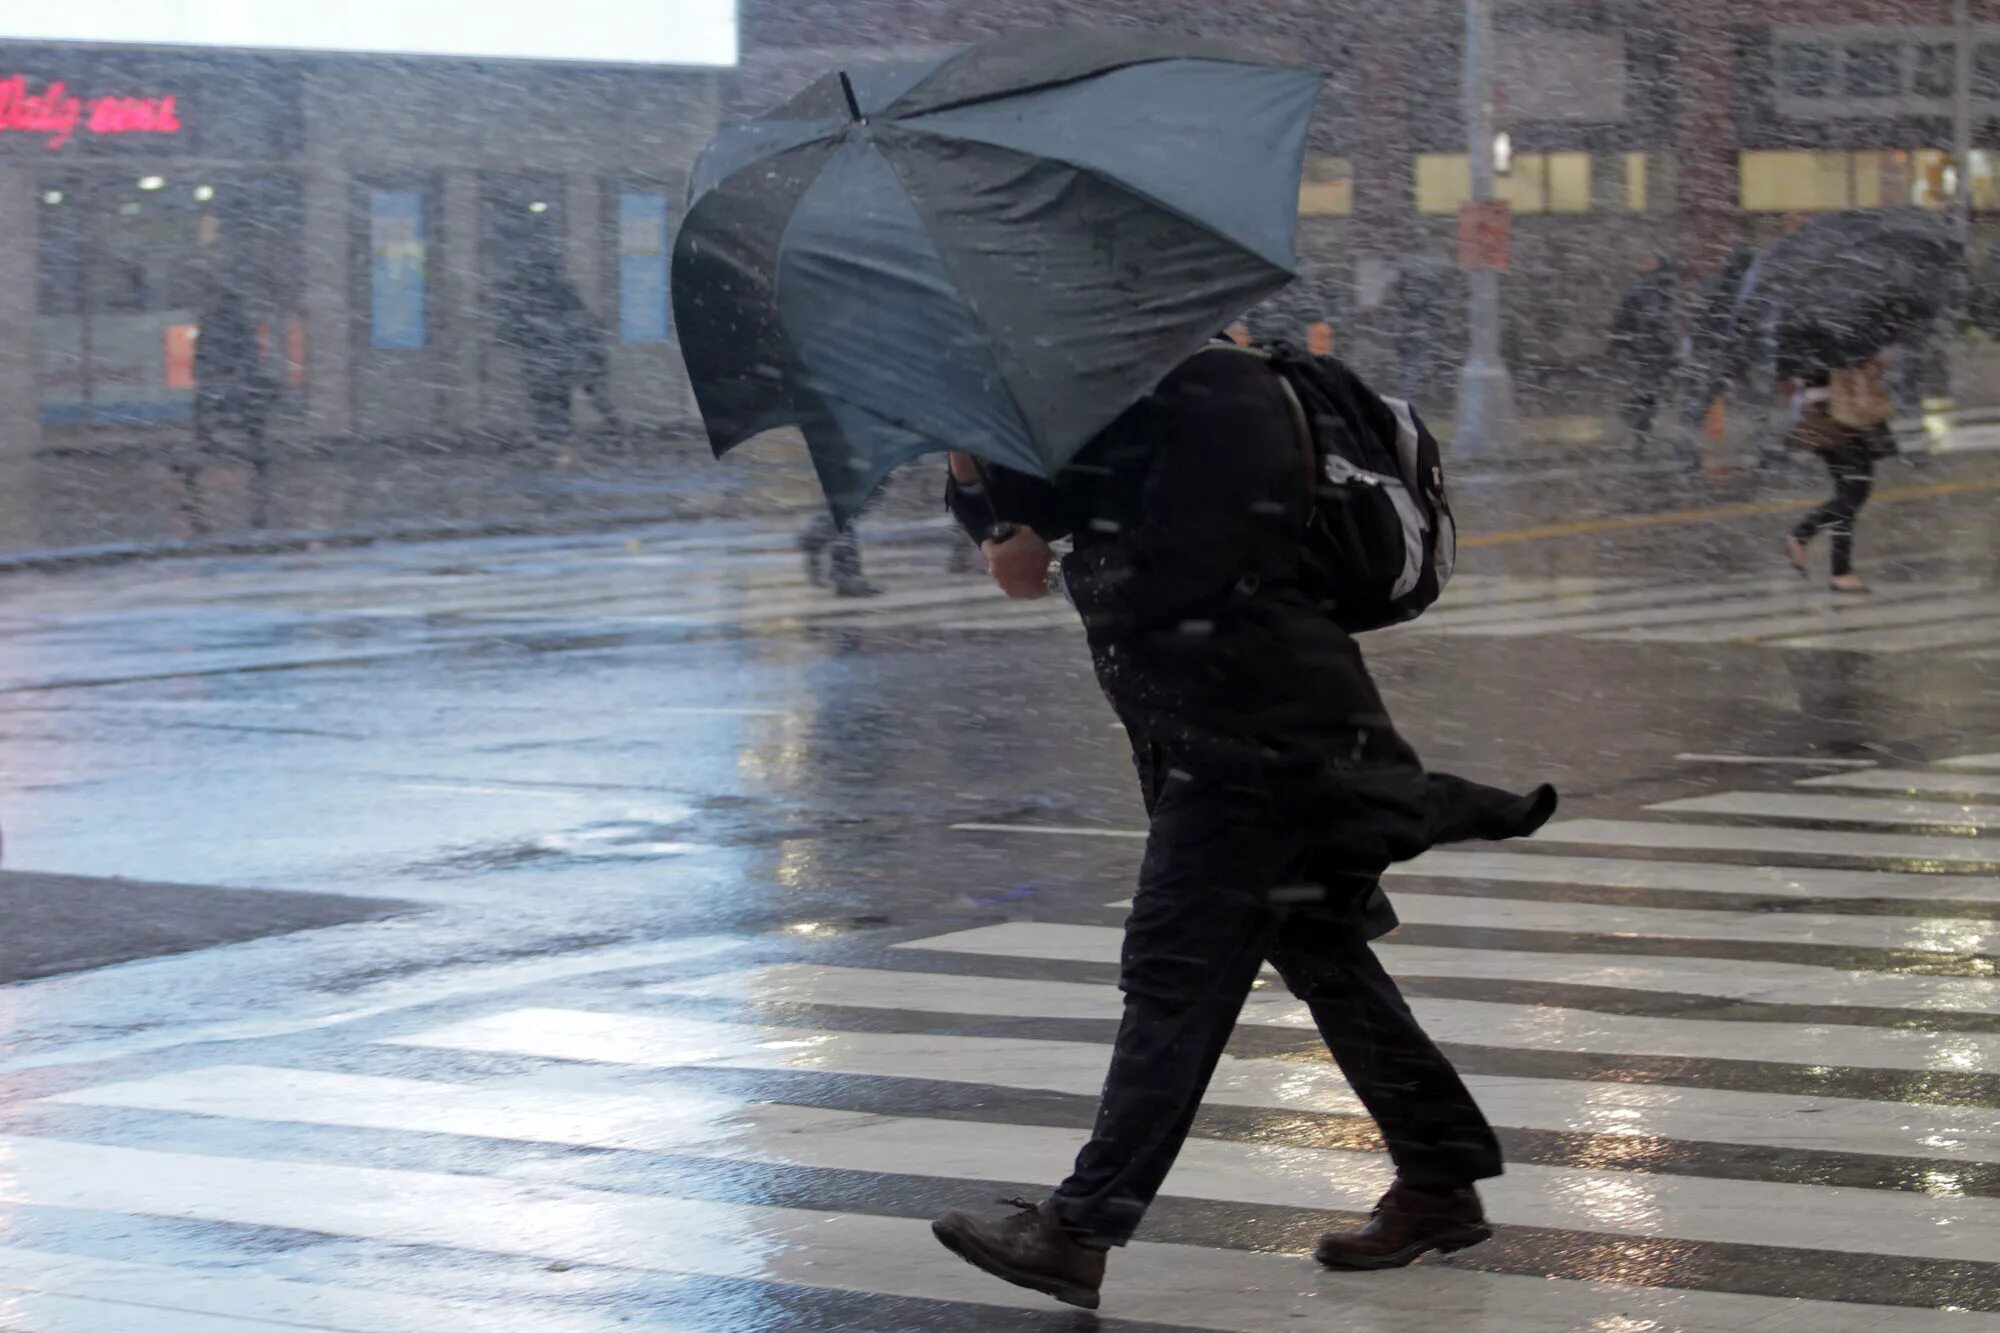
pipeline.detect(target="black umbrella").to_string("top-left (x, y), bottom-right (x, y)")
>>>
top-left (1733, 209), bottom-right (1962, 382)
top-left (671, 28), bottom-right (1321, 518)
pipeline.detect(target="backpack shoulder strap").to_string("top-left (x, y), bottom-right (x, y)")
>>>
top-left (1204, 343), bottom-right (1318, 520)
top-left (1269, 366), bottom-right (1319, 519)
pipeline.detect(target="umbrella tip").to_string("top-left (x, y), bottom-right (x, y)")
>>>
top-left (838, 72), bottom-right (864, 123)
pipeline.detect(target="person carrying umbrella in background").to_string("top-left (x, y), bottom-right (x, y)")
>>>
top-left (1701, 208), bottom-right (1960, 483)
top-left (1709, 209), bottom-right (1958, 592)
top-left (671, 29), bottom-right (1557, 1311)
top-left (1783, 335), bottom-right (1897, 593)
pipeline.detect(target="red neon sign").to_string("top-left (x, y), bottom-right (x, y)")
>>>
top-left (0, 75), bottom-right (182, 150)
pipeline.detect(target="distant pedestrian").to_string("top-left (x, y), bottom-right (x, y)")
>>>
top-left (193, 289), bottom-right (275, 453)
top-left (798, 511), bottom-right (879, 598)
top-left (1389, 259), bottom-right (1453, 400)
top-left (502, 266), bottom-right (619, 443)
top-left (1784, 351), bottom-right (1895, 593)
top-left (1608, 258), bottom-right (1678, 452)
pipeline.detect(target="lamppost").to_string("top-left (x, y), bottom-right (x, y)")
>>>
top-left (1454, 0), bottom-right (1520, 459)
top-left (1955, 0), bottom-right (1974, 248)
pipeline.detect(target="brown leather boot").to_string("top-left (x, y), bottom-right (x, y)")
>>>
top-left (1314, 1180), bottom-right (1492, 1271)
top-left (932, 1197), bottom-right (1106, 1309)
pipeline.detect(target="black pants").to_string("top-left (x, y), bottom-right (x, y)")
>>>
top-left (1620, 380), bottom-right (1659, 444)
top-left (1051, 775), bottom-right (1503, 1246)
top-left (1792, 440), bottom-right (1877, 577)
top-left (799, 511), bottom-right (864, 582)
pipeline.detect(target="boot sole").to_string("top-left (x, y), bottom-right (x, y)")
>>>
top-left (1314, 1224), bottom-right (1492, 1272)
top-left (930, 1218), bottom-right (1102, 1310)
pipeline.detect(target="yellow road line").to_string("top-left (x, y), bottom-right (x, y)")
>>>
top-left (1463, 476), bottom-right (2000, 549)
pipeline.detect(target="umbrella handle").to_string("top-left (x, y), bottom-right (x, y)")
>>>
top-left (949, 451), bottom-right (1009, 543)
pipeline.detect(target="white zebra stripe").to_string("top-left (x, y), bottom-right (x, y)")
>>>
top-left (652, 964), bottom-right (2000, 1074)
top-left (1345, 890), bottom-right (1998, 955)
top-left (1412, 575), bottom-right (1810, 630)
top-left (899, 922), bottom-right (2000, 1016)
top-left (373, 1012), bottom-right (2000, 1164)
top-left (1430, 585), bottom-right (1987, 639)
top-left (1801, 770), bottom-right (2000, 799)
top-left (1593, 591), bottom-right (2000, 645)
top-left (1652, 791), bottom-right (2000, 830)
top-left (1389, 849), bottom-right (2000, 903)
top-left (25, 1080), bottom-right (2000, 1264)
top-left (1, 1134), bottom-right (1957, 1333)
top-left (1533, 819), bottom-right (2000, 865)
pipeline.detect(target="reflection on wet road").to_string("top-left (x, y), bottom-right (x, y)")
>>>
top-left (2, 496), bottom-right (1999, 1329)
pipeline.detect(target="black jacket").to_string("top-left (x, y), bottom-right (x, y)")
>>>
top-left (1609, 270), bottom-right (1677, 373)
top-left (950, 346), bottom-right (1540, 879)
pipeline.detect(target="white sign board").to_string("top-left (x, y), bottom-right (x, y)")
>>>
top-left (1, 1), bottom-right (738, 68)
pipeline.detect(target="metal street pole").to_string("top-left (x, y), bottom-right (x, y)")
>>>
top-left (1951, 0), bottom-right (1975, 421)
top-left (1454, 0), bottom-right (1519, 459)
top-left (1956, 0), bottom-right (1974, 248)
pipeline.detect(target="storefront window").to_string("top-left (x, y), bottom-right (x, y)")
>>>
top-left (618, 191), bottom-right (670, 343)
top-left (1415, 152), bottom-right (1592, 215)
top-left (36, 173), bottom-right (300, 431)
top-left (1546, 154), bottom-right (1591, 213)
top-left (1297, 156), bottom-right (1353, 217)
top-left (1624, 153), bottom-right (1649, 213)
top-left (1740, 150), bottom-right (1855, 212)
top-left (1741, 148), bottom-right (1964, 213)
top-left (369, 189), bottom-right (427, 349)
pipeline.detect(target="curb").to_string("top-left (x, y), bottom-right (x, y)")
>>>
top-left (0, 507), bottom-right (967, 577)
top-left (0, 510), bottom-right (701, 575)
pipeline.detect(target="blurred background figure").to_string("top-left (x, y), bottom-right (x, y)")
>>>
top-left (798, 512), bottom-right (879, 598)
top-left (1784, 349), bottom-right (1897, 593)
top-left (1607, 257), bottom-right (1679, 454)
top-left (192, 288), bottom-right (275, 454)
top-left (499, 263), bottom-right (620, 445)
top-left (1388, 256), bottom-right (1456, 402)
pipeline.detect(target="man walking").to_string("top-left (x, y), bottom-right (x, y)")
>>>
top-left (500, 264), bottom-right (620, 444)
top-left (1608, 258), bottom-right (1679, 453)
top-left (931, 341), bottom-right (1556, 1310)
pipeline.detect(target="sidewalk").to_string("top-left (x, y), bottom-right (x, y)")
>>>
top-left (0, 428), bottom-right (880, 572)
top-left (7, 406), bottom-right (1976, 574)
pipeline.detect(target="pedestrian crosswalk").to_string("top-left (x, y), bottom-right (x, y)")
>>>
top-left (1403, 570), bottom-right (2000, 658)
top-left (4, 754), bottom-right (2000, 1328)
top-left (7, 521), bottom-right (1996, 691)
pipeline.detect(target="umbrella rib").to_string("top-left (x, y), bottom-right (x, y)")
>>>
top-left (889, 122), bottom-right (1296, 279)
top-left (886, 49), bottom-right (1285, 121)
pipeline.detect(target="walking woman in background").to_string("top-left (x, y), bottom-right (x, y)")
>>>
top-left (1786, 350), bottom-right (1896, 594)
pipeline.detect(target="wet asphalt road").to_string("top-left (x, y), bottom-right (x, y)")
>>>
top-left (1, 453), bottom-right (1999, 1330)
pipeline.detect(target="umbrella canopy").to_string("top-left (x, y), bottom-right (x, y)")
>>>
top-left (671, 28), bottom-right (1321, 519)
top-left (1731, 209), bottom-right (1962, 381)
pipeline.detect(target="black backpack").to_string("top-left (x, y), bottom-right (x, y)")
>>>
top-left (1231, 341), bottom-right (1456, 632)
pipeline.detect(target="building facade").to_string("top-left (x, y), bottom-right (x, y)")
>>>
top-left (740, 0), bottom-right (2000, 411)
top-left (0, 45), bottom-right (721, 457)
top-left (7, 3), bottom-right (2000, 458)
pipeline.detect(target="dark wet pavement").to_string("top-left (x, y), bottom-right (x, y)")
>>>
top-left (1, 452), bottom-right (1999, 1329)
